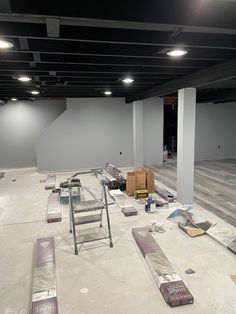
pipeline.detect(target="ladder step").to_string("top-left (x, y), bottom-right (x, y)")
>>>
top-left (73, 200), bottom-right (104, 213)
top-left (74, 214), bottom-right (102, 225)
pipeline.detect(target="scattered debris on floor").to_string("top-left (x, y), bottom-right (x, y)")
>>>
top-left (11, 179), bottom-right (16, 182)
top-left (167, 206), bottom-right (214, 237)
top-left (185, 269), bottom-right (196, 274)
top-left (178, 222), bottom-right (205, 237)
top-left (230, 275), bottom-right (236, 285)
top-left (80, 288), bottom-right (89, 294)
top-left (156, 199), bottom-right (165, 207)
top-left (147, 222), bottom-right (165, 233)
top-left (167, 206), bottom-right (236, 255)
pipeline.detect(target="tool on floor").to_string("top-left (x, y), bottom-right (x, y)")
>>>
top-left (147, 222), bottom-right (165, 233)
top-left (69, 178), bottom-right (113, 255)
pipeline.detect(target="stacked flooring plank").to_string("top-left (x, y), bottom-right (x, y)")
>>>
top-left (155, 186), bottom-right (176, 203)
top-left (207, 224), bottom-right (236, 255)
top-left (47, 192), bottom-right (62, 223)
top-left (45, 174), bottom-right (56, 190)
top-left (109, 189), bottom-right (138, 216)
top-left (31, 237), bottom-right (58, 314)
top-left (132, 228), bottom-right (194, 307)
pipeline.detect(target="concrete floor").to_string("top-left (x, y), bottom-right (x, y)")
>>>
top-left (0, 167), bottom-right (236, 314)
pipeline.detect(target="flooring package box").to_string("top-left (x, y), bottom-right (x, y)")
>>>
top-left (35, 238), bottom-right (55, 267)
top-left (132, 228), bottom-right (194, 307)
top-left (32, 297), bottom-right (58, 314)
top-left (32, 237), bottom-right (58, 314)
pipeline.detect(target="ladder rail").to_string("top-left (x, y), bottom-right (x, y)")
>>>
top-left (102, 180), bottom-right (113, 248)
top-left (69, 178), bottom-right (113, 255)
top-left (69, 187), bottom-right (79, 255)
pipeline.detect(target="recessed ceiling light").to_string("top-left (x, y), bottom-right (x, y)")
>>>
top-left (122, 77), bottom-right (134, 84)
top-left (167, 49), bottom-right (188, 57)
top-left (11, 98), bottom-right (18, 101)
top-left (104, 90), bottom-right (112, 96)
top-left (0, 39), bottom-right (13, 49)
top-left (31, 90), bottom-right (40, 95)
top-left (17, 76), bottom-right (32, 82)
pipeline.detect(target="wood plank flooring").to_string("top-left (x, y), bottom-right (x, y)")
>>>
top-left (151, 159), bottom-right (236, 227)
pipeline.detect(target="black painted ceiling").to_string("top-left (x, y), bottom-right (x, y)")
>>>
top-left (0, 0), bottom-right (235, 102)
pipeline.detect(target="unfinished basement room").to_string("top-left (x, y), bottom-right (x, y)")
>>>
top-left (1, 1), bottom-right (236, 313)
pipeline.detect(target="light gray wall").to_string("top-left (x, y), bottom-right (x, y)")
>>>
top-left (0, 100), bottom-right (66, 169)
top-left (35, 98), bottom-right (133, 172)
top-left (36, 97), bottom-right (164, 172)
top-left (195, 102), bottom-right (236, 161)
top-left (143, 97), bottom-right (163, 165)
top-left (133, 101), bottom-right (144, 167)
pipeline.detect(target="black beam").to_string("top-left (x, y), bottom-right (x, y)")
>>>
top-left (3, 33), bottom-right (236, 51)
top-left (0, 65), bottom-right (192, 75)
top-left (46, 18), bottom-right (60, 38)
top-left (0, 13), bottom-right (236, 35)
top-left (0, 58), bottom-right (208, 69)
top-left (0, 0), bottom-right (11, 13)
top-left (1, 21), bottom-right (236, 51)
top-left (0, 50), bottom-right (225, 62)
top-left (126, 58), bottom-right (236, 103)
top-left (197, 89), bottom-right (236, 103)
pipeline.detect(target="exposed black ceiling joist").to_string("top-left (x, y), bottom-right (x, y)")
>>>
top-left (2, 28), bottom-right (236, 51)
top-left (0, 58), bottom-right (207, 69)
top-left (197, 89), bottom-right (236, 103)
top-left (0, 4), bottom-right (235, 101)
top-left (18, 37), bottom-right (29, 50)
top-left (46, 17), bottom-right (60, 37)
top-left (1, 50), bottom-right (225, 62)
top-left (0, 0), bottom-right (11, 13)
top-left (126, 58), bottom-right (236, 103)
top-left (0, 13), bottom-right (236, 35)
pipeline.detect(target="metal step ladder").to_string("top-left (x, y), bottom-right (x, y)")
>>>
top-left (69, 179), bottom-right (113, 255)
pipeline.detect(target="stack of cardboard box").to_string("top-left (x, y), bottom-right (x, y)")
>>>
top-left (126, 167), bottom-right (155, 196)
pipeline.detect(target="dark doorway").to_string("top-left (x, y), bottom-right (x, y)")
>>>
top-left (163, 97), bottom-right (177, 155)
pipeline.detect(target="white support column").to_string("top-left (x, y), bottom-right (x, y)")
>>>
top-left (177, 88), bottom-right (196, 205)
top-left (133, 100), bottom-right (143, 168)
